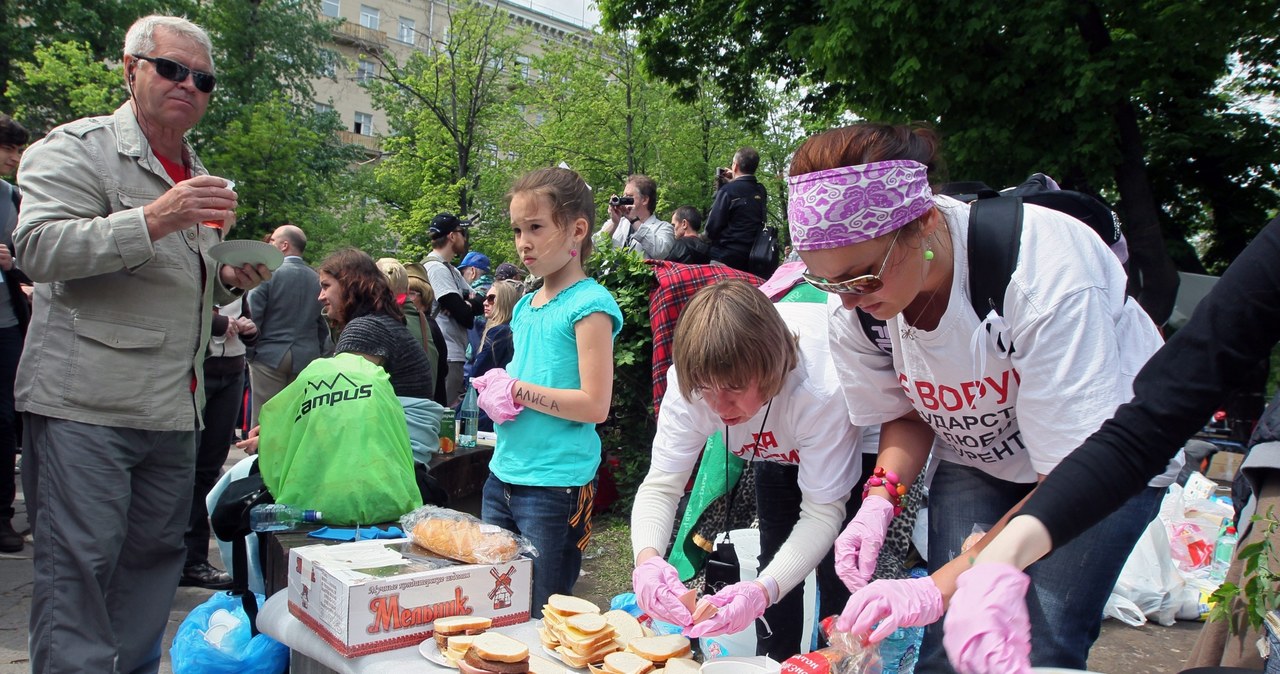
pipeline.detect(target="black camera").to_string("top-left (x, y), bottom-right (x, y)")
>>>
top-left (609, 195), bottom-right (634, 207)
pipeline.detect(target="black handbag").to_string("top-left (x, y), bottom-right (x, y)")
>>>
top-left (703, 401), bottom-right (772, 595)
top-left (747, 225), bottom-right (780, 279)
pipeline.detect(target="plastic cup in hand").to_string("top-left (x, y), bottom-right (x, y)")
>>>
top-left (201, 179), bottom-right (237, 229)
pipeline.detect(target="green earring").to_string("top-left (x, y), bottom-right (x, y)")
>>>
top-left (924, 248), bottom-right (935, 261)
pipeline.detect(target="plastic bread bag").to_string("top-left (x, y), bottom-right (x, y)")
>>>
top-left (400, 504), bottom-right (536, 564)
top-left (780, 616), bottom-right (883, 673)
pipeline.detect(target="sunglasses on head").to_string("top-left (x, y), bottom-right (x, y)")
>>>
top-left (802, 229), bottom-right (903, 295)
top-left (132, 54), bottom-right (216, 93)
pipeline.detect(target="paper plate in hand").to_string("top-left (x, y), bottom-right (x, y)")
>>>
top-left (417, 638), bottom-right (456, 668)
top-left (209, 240), bottom-right (284, 271)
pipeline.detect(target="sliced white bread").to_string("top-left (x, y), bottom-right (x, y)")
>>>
top-left (624, 635), bottom-right (691, 663)
top-left (601, 610), bottom-right (644, 646)
top-left (434, 615), bottom-right (492, 647)
top-left (555, 640), bottom-right (621, 668)
top-left (445, 634), bottom-right (478, 661)
top-left (469, 632), bottom-right (529, 663)
top-left (545, 594), bottom-right (600, 616)
top-left (661, 657), bottom-right (701, 673)
top-left (527, 653), bottom-right (566, 674)
top-left (602, 651), bottom-right (656, 674)
top-left (565, 612), bottom-right (608, 634)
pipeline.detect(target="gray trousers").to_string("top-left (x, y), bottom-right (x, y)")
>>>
top-left (23, 413), bottom-right (196, 674)
top-left (249, 349), bottom-right (294, 426)
top-left (446, 360), bottom-right (466, 407)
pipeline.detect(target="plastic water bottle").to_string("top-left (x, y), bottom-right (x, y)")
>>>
top-left (878, 567), bottom-right (928, 674)
top-left (1210, 525), bottom-right (1239, 584)
top-left (879, 624), bottom-right (925, 674)
top-left (249, 504), bottom-right (322, 532)
top-left (458, 385), bottom-right (479, 448)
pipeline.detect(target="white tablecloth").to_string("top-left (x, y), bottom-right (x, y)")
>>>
top-left (257, 591), bottom-right (566, 673)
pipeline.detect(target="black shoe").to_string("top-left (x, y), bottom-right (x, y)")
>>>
top-left (180, 562), bottom-right (234, 590)
top-left (0, 520), bottom-right (23, 553)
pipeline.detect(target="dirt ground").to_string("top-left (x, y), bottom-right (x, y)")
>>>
top-left (573, 514), bottom-right (1209, 674)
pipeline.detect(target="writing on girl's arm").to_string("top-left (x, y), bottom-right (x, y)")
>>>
top-left (506, 312), bottom-right (615, 424)
top-left (514, 385), bottom-right (561, 413)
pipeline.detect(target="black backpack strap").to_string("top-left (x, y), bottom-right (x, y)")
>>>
top-left (967, 197), bottom-right (1023, 319)
top-left (856, 307), bottom-right (894, 355)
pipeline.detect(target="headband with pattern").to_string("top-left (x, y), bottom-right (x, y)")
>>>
top-left (787, 160), bottom-right (934, 250)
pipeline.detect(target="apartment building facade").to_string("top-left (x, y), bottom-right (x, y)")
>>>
top-left (314, 0), bottom-right (592, 153)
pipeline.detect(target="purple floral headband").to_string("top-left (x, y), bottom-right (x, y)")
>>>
top-left (787, 160), bottom-right (934, 251)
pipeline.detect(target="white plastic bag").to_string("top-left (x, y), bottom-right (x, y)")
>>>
top-left (1108, 518), bottom-right (1185, 626)
top-left (1103, 594), bottom-right (1148, 627)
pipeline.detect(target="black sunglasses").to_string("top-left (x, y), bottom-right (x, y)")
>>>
top-left (132, 54), bottom-right (216, 93)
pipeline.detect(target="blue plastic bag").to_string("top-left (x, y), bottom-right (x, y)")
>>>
top-left (170, 592), bottom-right (289, 674)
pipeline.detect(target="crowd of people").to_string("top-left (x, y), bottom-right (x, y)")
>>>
top-left (1, 10), bottom-right (1276, 674)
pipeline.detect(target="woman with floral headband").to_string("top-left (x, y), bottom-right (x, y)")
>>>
top-left (787, 123), bottom-right (1182, 673)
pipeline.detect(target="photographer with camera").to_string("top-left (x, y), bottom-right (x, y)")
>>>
top-left (706, 147), bottom-right (768, 273)
top-left (598, 174), bottom-right (675, 260)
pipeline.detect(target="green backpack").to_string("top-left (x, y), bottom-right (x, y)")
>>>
top-left (257, 352), bottom-right (423, 525)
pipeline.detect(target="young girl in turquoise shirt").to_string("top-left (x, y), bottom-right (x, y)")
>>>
top-left (472, 167), bottom-right (623, 616)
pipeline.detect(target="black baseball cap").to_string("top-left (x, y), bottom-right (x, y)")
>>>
top-left (429, 212), bottom-right (470, 239)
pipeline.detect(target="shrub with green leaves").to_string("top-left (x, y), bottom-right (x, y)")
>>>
top-left (588, 245), bottom-right (656, 511)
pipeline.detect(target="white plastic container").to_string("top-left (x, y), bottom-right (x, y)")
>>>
top-left (700, 656), bottom-right (782, 673)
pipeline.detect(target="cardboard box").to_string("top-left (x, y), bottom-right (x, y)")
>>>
top-left (1206, 450), bottom-right (1244, 482)
top-left (287, 539), bottom-right (532, 657)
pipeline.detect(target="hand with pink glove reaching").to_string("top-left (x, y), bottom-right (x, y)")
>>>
top-left (683, 581), bottom-right (770, 638)
top-left (836, 576), bottom-right (943, 641)
top-left (470, 368), bottom-right (524, 423)
top-left (943, 563), bottom-right (1033, 674)
top-left (632, 557), bottom-right (694, 627)
top-left (834, 495), bottom-right (897, 592)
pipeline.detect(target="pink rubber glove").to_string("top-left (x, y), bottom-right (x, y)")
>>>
top-left (943, 563), bottom-right (1033, 674)
top-left (836, 576), bottom-right (943, 642)
top-left (834, 495), bottom-right (896, 592)
top-left (632, 557), bottom-right (694, 627)
top-left (683, 581), bottom-right (769, 638)
top-left (470, 368), bottom-right (524, 423)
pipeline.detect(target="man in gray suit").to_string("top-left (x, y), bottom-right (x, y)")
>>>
top-left (247, 224), bottom-right (330, 423)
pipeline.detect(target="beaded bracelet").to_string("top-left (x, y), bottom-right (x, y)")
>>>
top-left (861, 466), bottom-right (907, 515)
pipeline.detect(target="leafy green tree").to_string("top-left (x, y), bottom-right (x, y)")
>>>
top-left (363, 0), bottom-right (527, 254)
top-left (600, 0), bottom-right (1280, 324)
top-left (188, 0), bottom-right (365, 243)
top-left (7, 41), bottom-right (125, 135)
top-left (200, 98), bottom-right (366, 241)
top-left (0, 0), bottom-right (170, 107)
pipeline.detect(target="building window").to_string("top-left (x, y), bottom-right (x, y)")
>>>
top-left (356, 57), bottom-right (377, 83)
top-left (397, 17), bottom-right (415, 44)
top-left (354, 112), bottom-right (374, 136)
top-left (359, 5), bottom-right (379, 30)
top-left (315, 102), bottom-right (335, 115)
top-left (515, 54), bottom-right (530, 80)
top-left (321, 0), bottom-right (339, 17)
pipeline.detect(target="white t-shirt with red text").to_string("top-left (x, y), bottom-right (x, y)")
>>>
top-left (829, 196), bottom-right (1181, 486)
top-left (651, 301), bottom-right (870, 504)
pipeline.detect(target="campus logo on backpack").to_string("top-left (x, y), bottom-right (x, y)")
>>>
top-left (295, 373), bottom-right (374, 421)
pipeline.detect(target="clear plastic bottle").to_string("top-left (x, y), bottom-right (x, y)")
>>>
top-left (249, 503), bottom-right (323, 533)
top-left (458, 385), bottom-right (479, 448)
top-left (1209, 525), bottom-right (1239, 584)
top-left (879, 624), bottom-right (925, 674)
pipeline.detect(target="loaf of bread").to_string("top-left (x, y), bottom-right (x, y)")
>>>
top-left (410, 513), bottom-right (521, 564)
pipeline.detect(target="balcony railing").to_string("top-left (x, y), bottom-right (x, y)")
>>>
top-left (337, 130), bottom-right (381, 155)
top-left (331, 21), bottom-right (388, 53)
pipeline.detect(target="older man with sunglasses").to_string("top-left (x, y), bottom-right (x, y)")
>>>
top-left (13, 15), bottom-right (269, 673)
